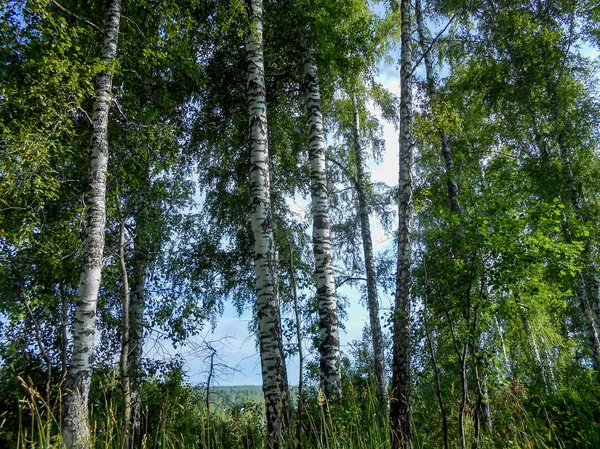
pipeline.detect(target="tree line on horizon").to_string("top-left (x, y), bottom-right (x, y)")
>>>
top-left (1, 0), bottom-right (600, 448)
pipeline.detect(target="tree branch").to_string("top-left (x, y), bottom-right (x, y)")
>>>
top-left (51, 1), bottom-right (101, 31)
top-left (411, 14), bottom-right (457, 76)
top-left (337, 276), bottom-right (368, 287)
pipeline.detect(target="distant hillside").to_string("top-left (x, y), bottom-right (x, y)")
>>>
top-left (206, 385), bottom-right (301, 409)
top-left (210, 385), bottom-right (264, 407)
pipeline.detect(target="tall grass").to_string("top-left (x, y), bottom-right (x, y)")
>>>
top-left (5, 371), bottom-right (597, 449)
top-left (9, 375), bottom-right (390, 449)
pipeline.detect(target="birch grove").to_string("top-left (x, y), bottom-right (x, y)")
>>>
top-left (2, 0), bottom-right (600, 448)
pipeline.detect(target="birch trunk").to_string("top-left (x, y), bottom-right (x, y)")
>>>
top-left (592, 274), bottom-right (600, 331)
top-left (128, 227), bottom-right (146, 443)
top-left (557, 138), bottom-right (600, 371)
top-left (287, 237), bottom-right (304, 449)
top-left (128, 229), bottom-right (147, 383)
top-left (422, 294), bottom-right (449, 449)
top-left (246, 1), bottom-right (290, 445)
top-left (60, 286), bottom-right (69, 375)
top-left (577, 273), bottom-right (600, 371)
top-left (117, 211), bottom-right (131, 447)
top-left (62, 1), bottom-right (121, 447)
top-left (351, 93), bottom-right (388, 412)
top-left (415, 0), bottom-right (459, 214)
top-left (303, 48), bottom-right (341, 400)
top-left (390, 0), bottom-right (413, 446)
top-left (521, 312), bottom-right (550, 390)
top-left (494, 314), bottom-right (512, 377)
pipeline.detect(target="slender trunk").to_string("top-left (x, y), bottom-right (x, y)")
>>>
top-left (62, 2), bottom-right (121, 447)
top-left (287, 238), bottom-right (304, 449)
top-left (60, 286), bottom-right (69, 375)
top-left (206, 344), bottom-right (216, 437)
top-left (59, 286), bottom-right (68, 423)
top-left (128, 230), bottom-right (146, 383)
top-left (482, 380), bottom-right (493, 434)
top-left (469, 308), bottom-right (482, 449)
top-left (302, 47), bottom-right (341, 400)
top-left (424, 315), bottom-right (449, 449)
top-left (128, 227), bottom-right (146, 446)
top-left (443, 294), bottom-right (469, 449)
top-left (520, 311), bottom-right (549, 391)
top-left (592, 274), bottom-right (600, 332)
top-left (23, 299), bottom-right (52, 444)
top-left (117, 209), bottom-right (131, 448)
top-left (576, 273), bottom-right (600, 371)
top-left (422, 264), bottom-right (449, 449)
top-left (494, 314), bottom-right (512, 377)
top-left (541, 341), bottom-right (556, 389)
top-left (458, 343), bottom-right (468, 449)
top-left (390, 0), bottom-right (413, 446)
top-left (246, 1), bottom-right (290, 445)
top-left (351, 92), bottom-right (388, 413)
top-left (415, 0), bottom-right (459, 214)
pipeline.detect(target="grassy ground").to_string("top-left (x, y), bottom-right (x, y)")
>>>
top-left (4, 368), bottom-right (600, 448)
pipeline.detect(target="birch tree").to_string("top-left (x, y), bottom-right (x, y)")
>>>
top-left (303, 46), bottom-right (342, 400)
top-left (414, 0), bottom-right (458, 214)
top-left (246, 0), bottom-right (290, 444)
top-left (390, 0), bottom-right (414, 446)
top-left (350, 92), bottom-right (389, 411)
top-left (62, 0), bottom-right (121, 446)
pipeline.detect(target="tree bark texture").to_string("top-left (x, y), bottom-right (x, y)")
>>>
top-left (117, 213), bottom-right (132, 447)
top-left (577, 273), bottom-right (600, 371)
top-left (60, 287), bottom-right (69, 375)
top-left (246, 1), bottom-right (291, 445)
top-left (303, 48), bottom-right (342, 400)
top-left (128, 226), bottom-right (147, 444)
top-left (592, 274), bottom-right (600, 332)
top-left (351, 93), bottom-right (388, 412)
top-left (128, 229), bottom-right (147, 384)
top-left (390, 0), bottom-right (414, 446)
top-left (494, 314), bottom-right (512, 377)
top-left (62, 1), bottom-right (121, 447)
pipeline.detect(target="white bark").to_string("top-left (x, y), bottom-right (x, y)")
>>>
top-left (390, 0), bottom-right (414, 446)
top-left (246, 0), bottom-right (290, 445)
top-left (521, 312), bottom-right (551, 391)
top-left (557, 140), bottom-right (600, 370)
top-left (592, 274), bottom-right (600, 331)
top-left (494, 314), bottom-right (512, 377)
top-left (303, 48), bottom-right (342, 400)
top-left (117, 210), bottom-right (131, 447)
top-left (62, 1), bottom-right (121, 447)
top-left (128, 227), bottom-right (146, 445)
top-left (128, 227), bottom-right (147, 382)
top-left (577, 273), bottom-right (600, 370)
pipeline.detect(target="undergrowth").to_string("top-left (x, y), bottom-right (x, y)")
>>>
top-left (1, 366), bottom-right (599, 448)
